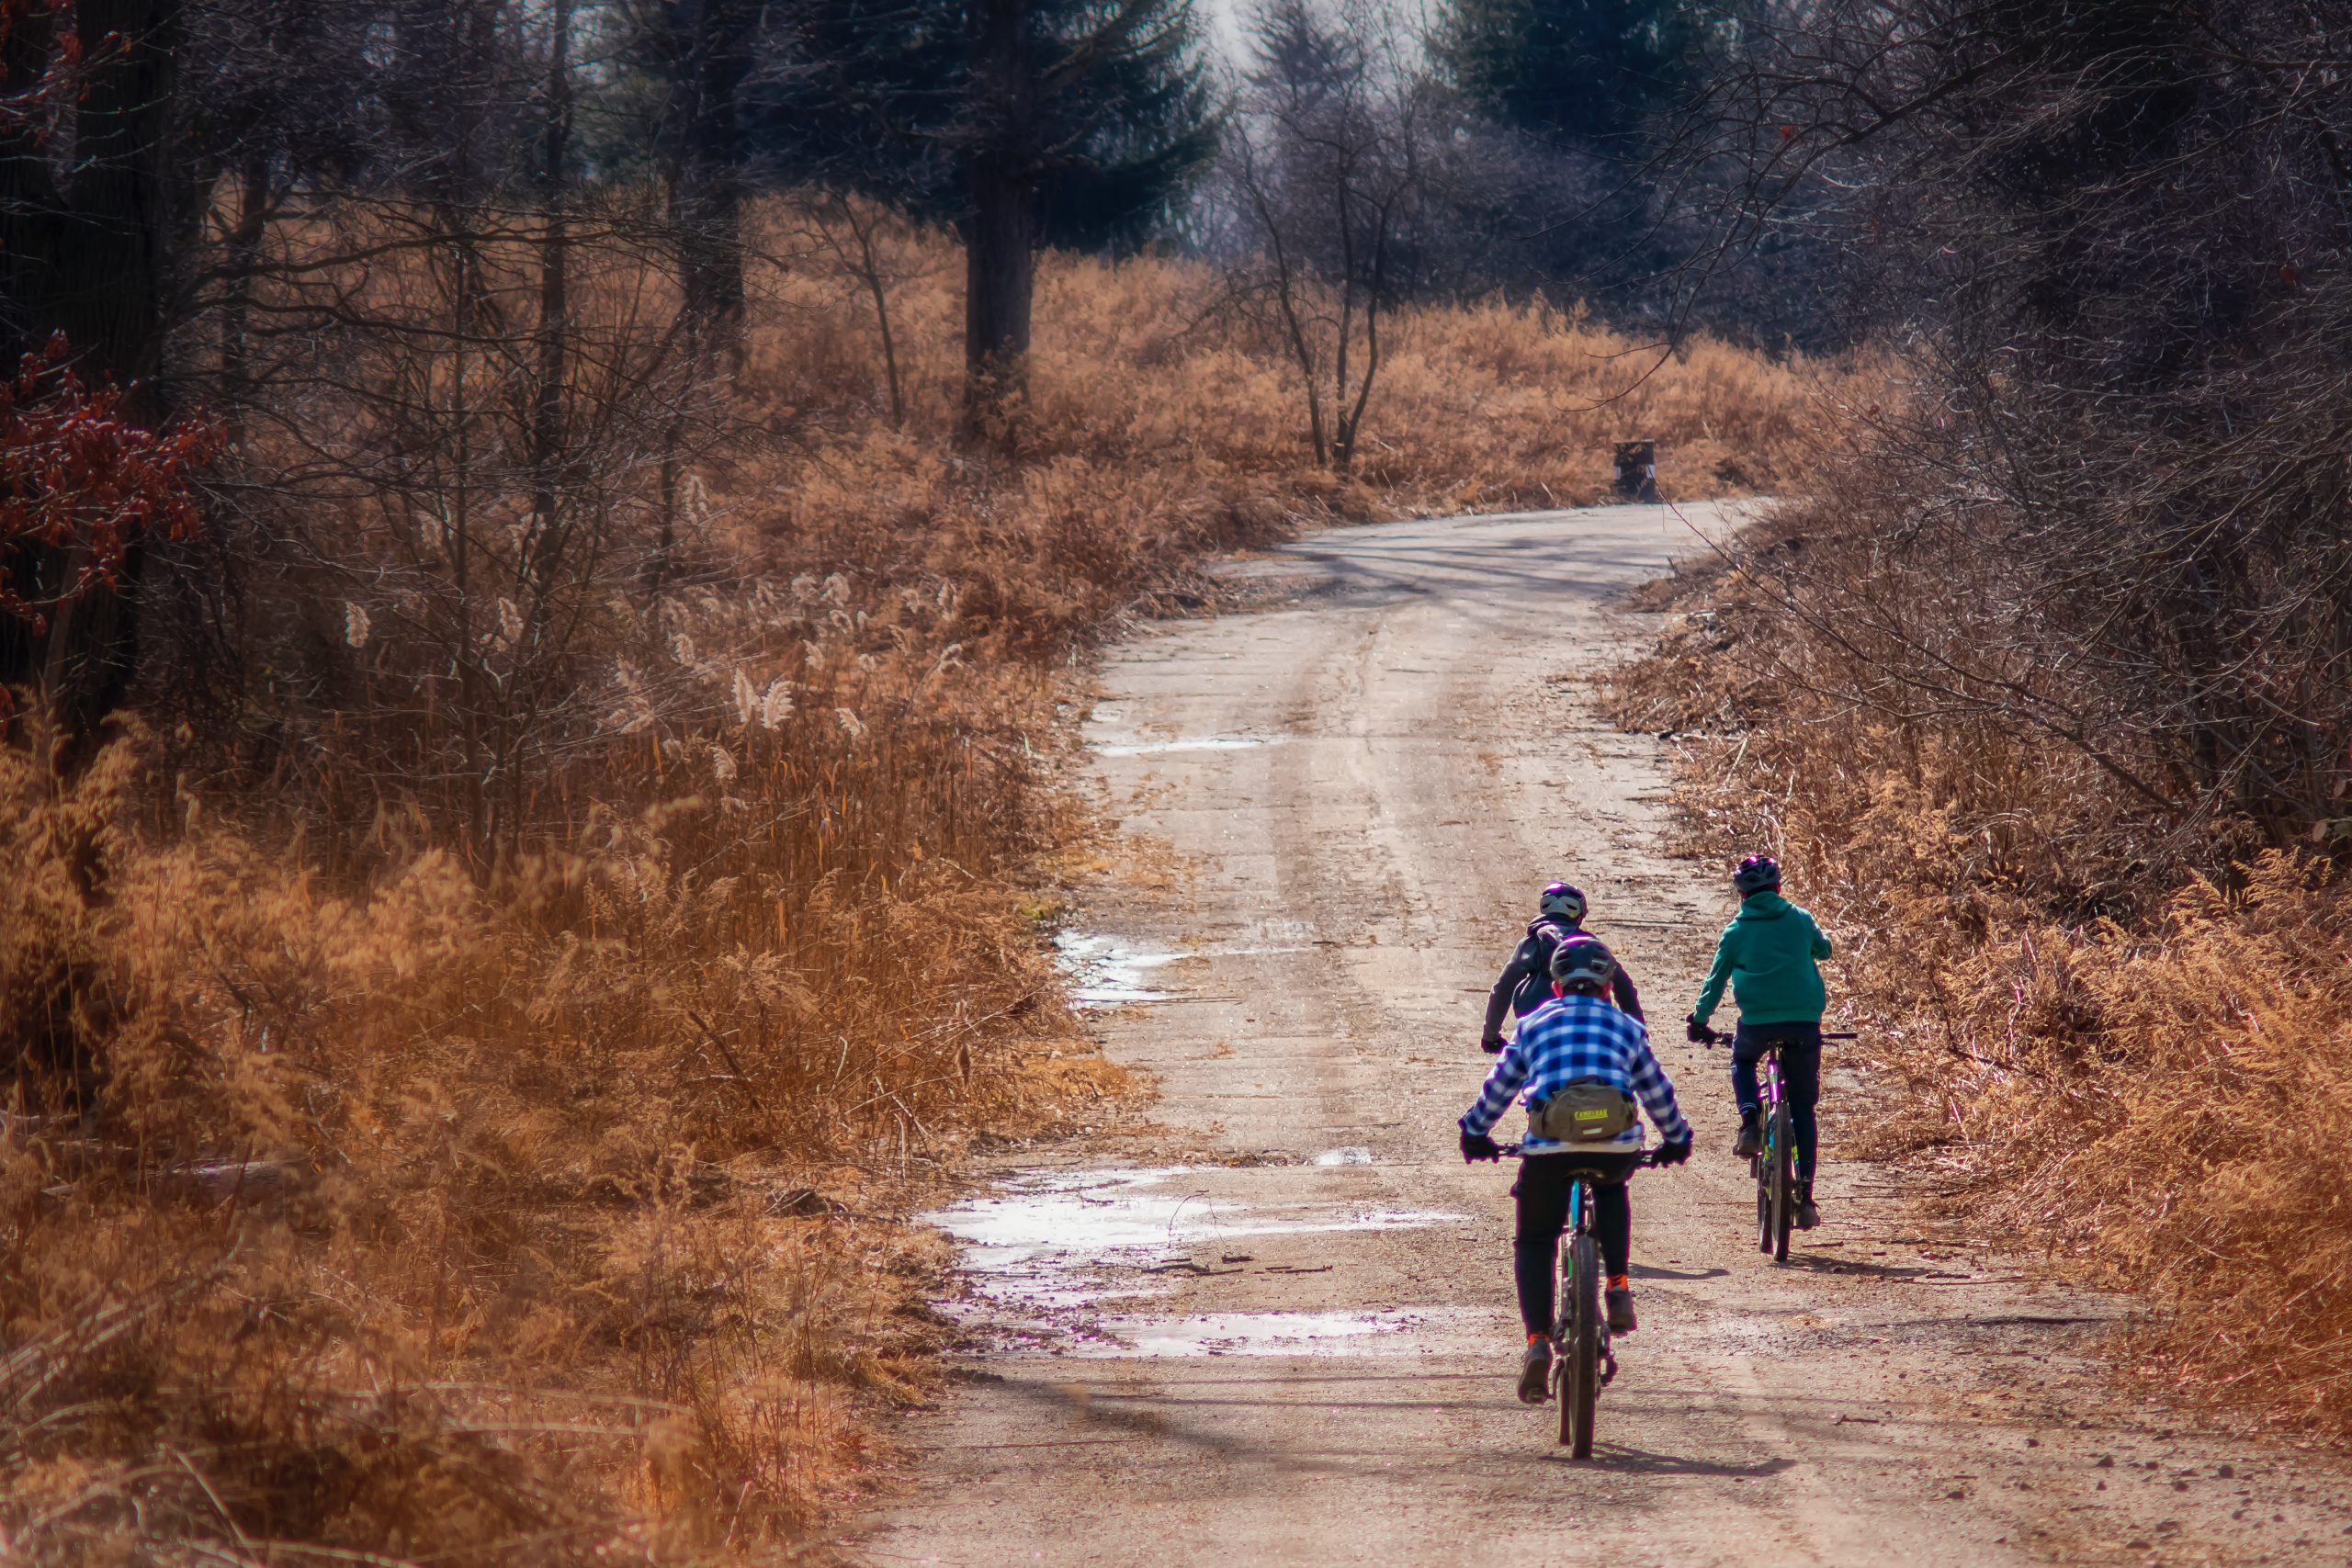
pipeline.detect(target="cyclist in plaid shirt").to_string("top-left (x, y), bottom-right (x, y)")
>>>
top-left (1460, 936), bottom-right (1691, 1404)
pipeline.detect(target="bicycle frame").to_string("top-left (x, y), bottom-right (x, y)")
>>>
top-left (1560, 1179), bottom-right (1613, 1367)
top-left (1750, 1044), bottom-right (1795, 1262)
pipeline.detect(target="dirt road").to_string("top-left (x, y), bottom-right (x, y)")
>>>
top-left (861, 505), bottom-right (2352, 1567)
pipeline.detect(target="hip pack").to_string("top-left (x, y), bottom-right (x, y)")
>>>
top-left (1527, 1078), bottom-right (1638, 1144)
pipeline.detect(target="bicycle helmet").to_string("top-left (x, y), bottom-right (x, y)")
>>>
top-left (1548, 934), bottom-right (1616, 991)
top-left (1733, 853), bottom-right (1781, 895)
top-left (1537, 882), bottom-right (1587, 924)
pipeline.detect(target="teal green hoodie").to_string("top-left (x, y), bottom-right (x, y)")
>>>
top-left (1691, 892), bottom-right (1832, 1028)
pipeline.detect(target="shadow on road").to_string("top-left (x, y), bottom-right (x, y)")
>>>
top-left (1559, 1446), bottom-right (1800, 1478)
top-left (1783, 1253), bottom-right (1939, 1281)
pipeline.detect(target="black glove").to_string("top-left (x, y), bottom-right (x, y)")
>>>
top-left (1652, 1137), bottom-right (1693, 1168)
top-left (1479, 1033), bottom-right (1506, 1055)
top-left (1460, 1128), bottom-right (1502, 1163)
top-left (1685, 1013), bottom-right (1716, 1044)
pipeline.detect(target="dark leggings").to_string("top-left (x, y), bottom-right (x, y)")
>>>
top-left (1733, 1022), bottom-right (1822, 1193)
top-left (1511, 1153), bottom-right (1641, 1337)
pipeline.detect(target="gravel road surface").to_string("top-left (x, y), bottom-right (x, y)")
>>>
top-left (861, 504), bottom-right (2352, 1568)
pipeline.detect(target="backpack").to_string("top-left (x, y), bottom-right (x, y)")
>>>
top-left (1511, 917), bottom-right (1577, 1016)
top-left (1528, 1078), bottom-right (1640, 1144)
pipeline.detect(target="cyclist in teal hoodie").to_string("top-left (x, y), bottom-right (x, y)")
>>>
top-left (1684, 853), bottom-right (1834, 1227)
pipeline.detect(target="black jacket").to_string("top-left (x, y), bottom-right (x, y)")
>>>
top-left (1482, 917), bottom-right (1645, 1043)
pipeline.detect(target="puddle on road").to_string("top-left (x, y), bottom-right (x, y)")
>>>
top-left (927, 1166), bottom-right (1463, 1357)
top-left (1054, 932), bottom-right (1182, 1008)
top-left (1092, 735), bottom-right (1287, 759)
top-left (936, 1167), bottom-right (1450, 1267)
top-left (1054, 929), bottom-right (1329, 1008)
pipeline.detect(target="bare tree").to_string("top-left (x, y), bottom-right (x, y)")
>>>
top-left (1673, 0), bottom-right (2352, 852)
top-left (800, 191), bottom-right (944, 427)
top-left (1213, 0), bottom-right (1454, 472)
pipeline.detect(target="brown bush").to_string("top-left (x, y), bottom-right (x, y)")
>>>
top-left (1, 203), bottom-right (1822, 1562)
top-left (1613, 453), bottom-right (2352, 1438)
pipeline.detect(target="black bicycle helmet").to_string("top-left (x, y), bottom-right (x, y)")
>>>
top-left (1733, 853), bottom-right (1781, 895)
top-left (1548, 934), bottom-right (1616, 990)
top-left (1537, 882), bottom-right (1588, 923)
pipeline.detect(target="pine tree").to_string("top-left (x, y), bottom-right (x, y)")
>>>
top-left (744, 0), bottom-right (1217, 402)
top-left (1433, 0), bottom-right (1701, 153)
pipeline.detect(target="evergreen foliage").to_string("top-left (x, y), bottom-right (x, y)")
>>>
top-left (1434, 0), bottom-right (1702, 152)
top-left (746, 0), bottom-right (1219, 251)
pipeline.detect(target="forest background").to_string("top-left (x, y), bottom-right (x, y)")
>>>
top-left (1, 0), bottom-right (2346, 1562)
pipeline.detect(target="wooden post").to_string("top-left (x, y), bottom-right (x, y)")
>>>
top-left (1613, 441), bottom-right (1658, 502)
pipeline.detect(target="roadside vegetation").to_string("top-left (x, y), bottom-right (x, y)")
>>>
top-left (1615, 0), bottom-right (2352, 1442)
top-left (0, 4), bottom-right (1817, 1547)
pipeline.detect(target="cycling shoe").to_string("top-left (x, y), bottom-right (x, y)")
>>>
top-left (1517, 1338), bottom-right (1553, 1404)
top-left (1735, 1111), bottom-right (1763, 1158)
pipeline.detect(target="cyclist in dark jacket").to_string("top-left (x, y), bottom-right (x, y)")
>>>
top-left (1481, 883), bottom-right (1643, 1052)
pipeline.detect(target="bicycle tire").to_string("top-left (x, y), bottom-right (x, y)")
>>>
top-left (1562, 1233), bottom-right (1600, 1455)
top-left (1770, 1100), bottom-right (1794, 1263)
top-left (1754, 1065), bottom-right (1775, 1255)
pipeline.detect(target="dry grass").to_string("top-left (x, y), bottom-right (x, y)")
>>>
top-left (1, 199), bottom-right (1824, 1562)
top-left (1611, 467), bottom-right (2352, 1439)
top-left (744, 213), bottom-right (1822, 514)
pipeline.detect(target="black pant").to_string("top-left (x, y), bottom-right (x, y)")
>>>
top-left (1511, 1152), bottom-right (1641, 1337)
top-left (1733, 1022), bottom-right (1821, 1194)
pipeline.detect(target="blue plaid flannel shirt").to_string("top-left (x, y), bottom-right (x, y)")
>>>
top-left (1460, 992), bottom-right (1690, 1154)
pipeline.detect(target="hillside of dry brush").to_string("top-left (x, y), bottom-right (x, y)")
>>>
top-left (0, 206), bottom-right (1825, 1565)
top-left (1612, 437), bottom-right (2352, 1444)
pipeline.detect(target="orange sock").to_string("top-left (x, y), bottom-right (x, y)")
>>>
top-left (1528, 1331), bottom-right (1545, 1346)
top-left (1608, 1273), bottom-right (1630, 1292)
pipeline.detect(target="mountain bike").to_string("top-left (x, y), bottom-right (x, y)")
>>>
top-left (1695, 1025), bottom-right (1855, 1264)
top-left (1498, 1141), bottom-right (1664, 1457)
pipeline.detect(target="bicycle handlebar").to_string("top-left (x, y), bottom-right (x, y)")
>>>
top-left (1691, 1028), bottom-right (1860, 1047)
top-left (1490, 1142), bottom-right (1671, 1167)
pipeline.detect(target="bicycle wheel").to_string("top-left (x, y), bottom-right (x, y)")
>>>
top-left (1754, 1145), bottom-right (1772, 1254)
top-left (1770, 1100), bottom-right (1794, 1263)
top-left (1560, 1232), bottom-right (1601, 1455)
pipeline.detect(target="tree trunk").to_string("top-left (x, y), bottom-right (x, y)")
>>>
top-left (217, 147), bottom-right (274, 449)
top-left (0, 0), bottom-right (189, 775)
top-left (670, 0), bottom-right (755, 371)
top-left (962, 0), bottom-right (1035, 429)
top-left (527, 0), bottom-right (573, 600)
top-left (835, 198), bottom-right (907, 427)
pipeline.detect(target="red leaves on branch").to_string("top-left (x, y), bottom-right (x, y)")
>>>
top-left (0, 334), bottom-right (223, 633)
top-left (0, 2), bottom-right (101, 141)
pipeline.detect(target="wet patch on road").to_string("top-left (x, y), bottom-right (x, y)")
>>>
top-left (1053, 928), bottom-right (1338, 1008)
top-left (1092, 735), bottom-right (1289, 759)
top-left (1054, 932), bottom-right (1183, 1007)
top-left (925, 1165), bottom-right (1465, 1357)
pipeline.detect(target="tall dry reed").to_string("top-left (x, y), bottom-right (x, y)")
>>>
top-left (1, 199), bottom-right (1823, 1562)
top-left (1612, 462), bottom-right (2352, 1439)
